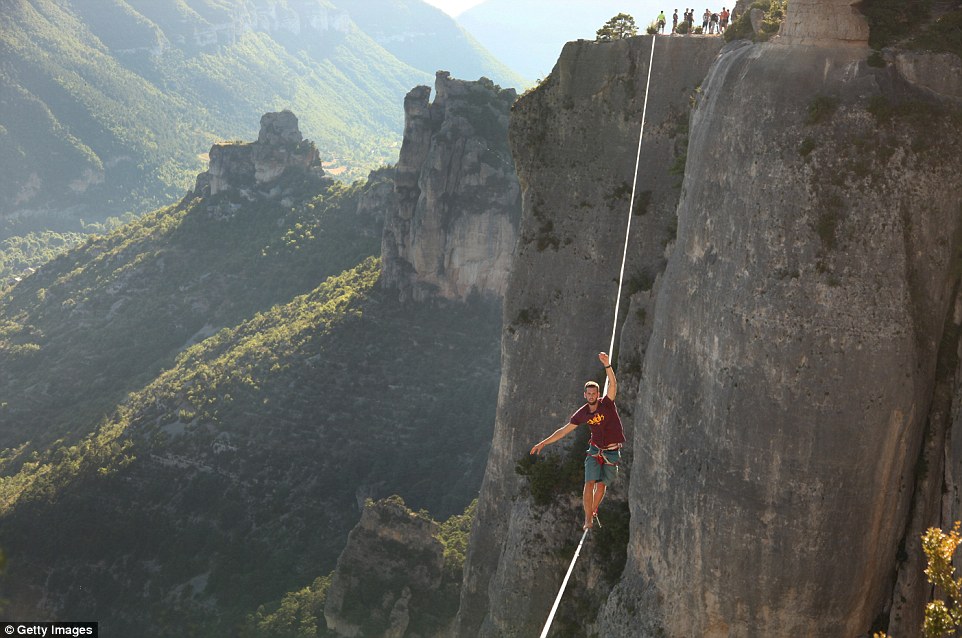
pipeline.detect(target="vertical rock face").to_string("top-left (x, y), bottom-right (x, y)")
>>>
top-left (458, 24), bottom-right (962, 638)
top-left (381, 72), bottom-right (521, 301)
top-left (780, 0), bottom-right (869, 44)
top-left (596, 38), bottom-right (962, 635)
top-left (454, 36), bottom-right (725, 637)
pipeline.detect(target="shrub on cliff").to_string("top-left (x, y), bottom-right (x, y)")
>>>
top-left (873, 522), bottom-right (962, 638)
top-left (516, 426), bottom-right (589, 505)
top-left (919, 523), bottom-right (962, 637)
top-left (439, 499), bottom-right (477, 580)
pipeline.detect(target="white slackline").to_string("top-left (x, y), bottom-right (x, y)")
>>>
top-left (538, 528), bottom-right (589, 638)
top-left (605, 32), bottom-right (658, 396)
top-left (539, 33), bottom-right (658, 638)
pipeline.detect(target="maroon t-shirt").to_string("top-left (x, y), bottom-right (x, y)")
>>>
top-left (569, 396), bottom-right (626, 448)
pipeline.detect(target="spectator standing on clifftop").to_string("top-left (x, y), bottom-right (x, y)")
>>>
top-left (688, 8), bottom-right (695, 29)
top-left (672, 9), bottom-right (679, 32)
top-left (710, 10), bottom-right (719, 33)
top-left (702, 8), bottom-right (710, 31)
top-left (720, 7), bottom-right (730, 31)
top-left (657, 10), bottom-right (667, 32)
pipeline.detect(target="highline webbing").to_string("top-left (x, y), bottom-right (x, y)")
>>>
top-left (538, 33), bottom-right (658, 638)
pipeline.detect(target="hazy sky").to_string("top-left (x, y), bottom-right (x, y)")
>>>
top-left (420, 0), bottom-right (485, 16)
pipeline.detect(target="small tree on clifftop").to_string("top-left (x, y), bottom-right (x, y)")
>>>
top-left (596, 13), bottom-right (638, 40)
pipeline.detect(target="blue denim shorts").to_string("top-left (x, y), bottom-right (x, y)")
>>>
top-left (584, 445), bottom-right (620, 484)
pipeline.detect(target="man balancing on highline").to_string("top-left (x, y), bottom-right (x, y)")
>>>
top-left (530, 352), bottom-right (626, 530)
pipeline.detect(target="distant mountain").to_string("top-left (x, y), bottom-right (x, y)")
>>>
top-left (0, 0), bottom-right (522, 238)
top-left (458, 0), bottom-right (663, 81)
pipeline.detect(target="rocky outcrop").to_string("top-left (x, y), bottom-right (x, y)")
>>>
top-left (191, 111), bottom-right (324, 201)
top-left (324, 496), bottom-right (445, 637)
top-left (780, 0), bottom-right (869, 45)
top-left (458, 24), bottom-right (962, 638)
top-left (356, 166), bottom-right (397, 238)
top-left (381, 72), bottom-right (520, 301)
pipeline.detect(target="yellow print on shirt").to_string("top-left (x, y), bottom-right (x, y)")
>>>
top-left (586, 413), bottom-right (605, 426)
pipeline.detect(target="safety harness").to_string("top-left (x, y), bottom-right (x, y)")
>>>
top-left (587, 441), bottom-right (623, 466)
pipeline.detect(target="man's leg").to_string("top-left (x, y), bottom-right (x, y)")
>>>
top-left (591, 482), bottom-right (607, 520)
top-left (583, 481), bottom-right (596, 528)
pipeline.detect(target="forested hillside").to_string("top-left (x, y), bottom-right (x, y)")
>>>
top-left (0, 118), bottom-right (502, 635)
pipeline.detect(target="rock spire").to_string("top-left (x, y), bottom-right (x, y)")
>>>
top-left (381, 72), bottom-right (521, 301)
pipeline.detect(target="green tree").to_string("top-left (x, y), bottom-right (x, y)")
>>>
top-left (243, 575), bottom-right (332, 638)
top-left (596, 13), bottom-right (639, 40)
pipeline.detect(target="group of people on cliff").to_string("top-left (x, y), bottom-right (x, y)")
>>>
top-left (656, 6), bottom-right (734, 34)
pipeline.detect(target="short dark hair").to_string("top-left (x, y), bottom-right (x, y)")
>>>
top-left (584, 381), bottom-right (601, 391)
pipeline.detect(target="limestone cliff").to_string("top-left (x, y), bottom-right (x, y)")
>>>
top-left (457, 15), bottom-right (962, 638)
top-left (381, 72), bottom-right (520, 301)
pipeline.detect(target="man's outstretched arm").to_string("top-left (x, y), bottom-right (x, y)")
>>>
top-left (600, 352), bottom-right (617, 401)
top-left (530, 421), bottom-right (579, 455)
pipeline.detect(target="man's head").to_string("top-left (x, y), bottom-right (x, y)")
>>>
top-left (584, 381), bottom-right (601, 405)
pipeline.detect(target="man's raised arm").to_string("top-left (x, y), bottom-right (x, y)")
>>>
top-left (600, 352), bottom-right (616, 401)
